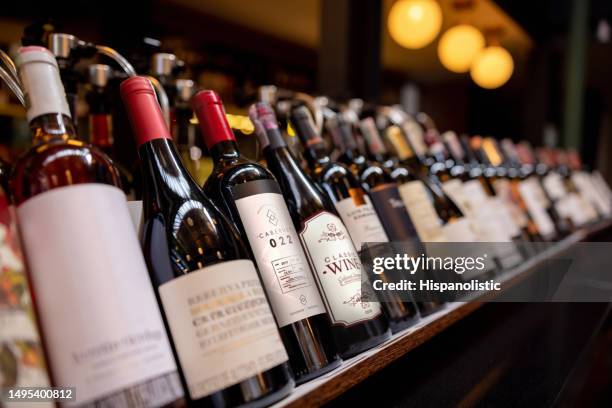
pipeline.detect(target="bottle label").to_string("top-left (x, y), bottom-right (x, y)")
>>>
top-left (159, 259), bottom-right (289, 400)
top-left (0, 202), bottom-right (51, 403)
top-left (518, 178), bottom-right (556, 237)
top-left (440, 217), bottom-right (480, 242)
top-left (299, 211), bottom-right (382, 326)
top-left (401, 123), bottom-right (427, 157)
top-left (542, 173), bottom-right (567, 200)
top-left (17, 184), bottom-right (177, 406)
top-left (459, 180), bottom-right (514, 242)
top-left (232, 179), bottom-right (326, 328)
top-left (493, 179), bottom-right (529, 229)
top-left (573, 172), bottom-right (611, 217)
top-left (397, 180), bottom-right (446, 242)
top-left (334, 188), bottom-right (389, 251)
top-left (368, 183), bottom-right (418, 241)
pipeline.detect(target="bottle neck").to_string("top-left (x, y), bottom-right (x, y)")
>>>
top-left (30, 112), bottom-right (78, 146)
top-left (209, 140), bottom-right (241, 165)
top-left (139, 138), bottom-right (199, 211)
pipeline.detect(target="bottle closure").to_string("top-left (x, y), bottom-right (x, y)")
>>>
top-left (192, 90), bottom-right (236, 150)
top-left (16, 46), bottom-right (71, 123)
top-left (120, 76), bottom-right (172, 147)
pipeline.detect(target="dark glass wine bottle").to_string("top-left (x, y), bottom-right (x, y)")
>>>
top-left (325, 112), bottom-right (420, 243)
top-left (516, 140), bottom-right (574, 236)
top-left (491, 137), bottom-right (557, 241)
top-left (85, 63), bottom-right (135, 198)
top-left (192, 90), bottom-right (340, 383)
top-left (291, 106), bottom-right (422, 331)
top-left (383, 124), bottom-right (474, 243)
top-left (121, 77), bottom-right (293, 407)
top-left (252, 103), bottom-right (391, 354)
top-left (462, 134), bottom-right (537, 243)
top-left (539, 147), bottom-right (598, 227)
top-left (12, 47), bottom-right (182, 407)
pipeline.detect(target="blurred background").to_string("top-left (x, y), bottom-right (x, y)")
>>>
top-left (0, 0), bottom-right (611, 181)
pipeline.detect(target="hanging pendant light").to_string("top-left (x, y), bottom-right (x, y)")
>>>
top-left (438, 24), bottom-right (485, 73)
top-left (470, 45), bottom-right (514, 89)
top-left (388, 0), bottom-right (443, 49)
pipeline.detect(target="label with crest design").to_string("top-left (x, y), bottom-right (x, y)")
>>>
top-left (299, 211), bottom-right (382, 326)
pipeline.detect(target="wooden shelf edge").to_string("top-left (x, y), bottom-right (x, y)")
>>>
top-left (273, 223), bottom-right (611, 408)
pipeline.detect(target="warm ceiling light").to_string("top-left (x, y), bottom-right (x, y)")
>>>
top-left (470, 46), bottom-right (514, 89)
top-left (388, 0), bottom-right (443, 49)
top-left (437, 24), bottom-right (485, 73)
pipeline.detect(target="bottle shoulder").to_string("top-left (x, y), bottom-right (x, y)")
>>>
top-left (317, 161), bottom-right (360, 188)
top-left (11, 140), bottom-right (120, 205)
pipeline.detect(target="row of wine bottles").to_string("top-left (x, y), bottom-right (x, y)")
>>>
top-left (2, 44), bottom-right (611, 408)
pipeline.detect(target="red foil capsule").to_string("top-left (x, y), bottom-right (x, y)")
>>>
top-left (191, 90), bottom-right (236, 150)
top-left (120, 76), bottom-right (171, 147)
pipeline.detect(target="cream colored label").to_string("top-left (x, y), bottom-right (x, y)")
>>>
top-left (17, 184), bottom-right (177, 406)
top-left (299, 212), bottom-right (382, 326)
top-left (159, 260), bottom-right (288, 400)
top-left (519, 178), bottom-right (556, 237)
top-left (542, 173), bottom-right (567, 200)
top-left (235, 192), bottom-right (326, 327)
top-left (461, 180), bottom-right (513, 242)
top-left (493, 179), bottom-right (529, 229)
top-left (334, 195), bottom-right (389, 250)
top-left (398, 180), bottom-right (446, 242)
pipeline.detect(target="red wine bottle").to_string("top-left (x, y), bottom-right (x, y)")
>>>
top-left (193, 90), bottom-right (340, 383)
top-left (250, 103), bottom-right (391, 352)
top-left (12, 47), bottom-right (182, 407)
top-left (121, 77), bottom-right (293, 407)
top-left (85, 63), bottom-right (135, 198)
top-left (325, 112), bottom-right (419, 242)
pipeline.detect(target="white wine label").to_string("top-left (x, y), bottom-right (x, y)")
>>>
top-left (441, 217), bottom-right (480, 242)
top-left (493, 179), bottom-right (529, 229)
top-left (460, 180), bottom-right (514, 242)
top-left (234, 181), bottom-right (326, 328)
top-left (573, 172), bottom-right (611, 217)
top-left (592, 171), bottom-right (612, 202)
top-left (441, 179), bottom-right (470, 215)
top-left (542, 173), bottom-right (567, 200)
top-left (299, 211), bottom-right (382, 326)
top-left (334, 191), bottom-right (389, 251)
top-left (401, 122), bottom-right (427, 157)
top-left (398, 180), bottom-right (446, 242)
top-left (159, 260), bottom-right (288, 400)
top-left (17, 184), bottom-right (177, 406)
top-left (519, 178), bottom-right (556, 238)
top-left (491, 196), bottom-right (523, 238)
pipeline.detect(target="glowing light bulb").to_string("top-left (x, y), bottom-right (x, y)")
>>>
top-left (388, 0), bottom-right (443, 49)
top-left (438, 24), bottom-right (485, 73)
top-left (470, 46), bottom-right (514, 89)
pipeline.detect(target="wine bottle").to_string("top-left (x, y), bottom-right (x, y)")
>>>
top-left (259, 104), bottom-right (418, 333)
top-left (542, 147), bottom-right (598, 226)
top-left (173, 79), bottom-right (213, 186)
top-left (565, 148), bottom-right (611, 218)
top-left (475, 136), bottom-right (543, 243)
top-left (383, 123), bottom-right (478, 245)
top-left (12, 47), bottom-right (182, 407)
top-left (0, 186), bottom-right (52, 407)
top-left (256, 104), bottom-right (391, 354)
top-left (193, 90), bottom-right (340, 383)
top-left (514, 141), bottom-right (572, 235)
top-left (86, 63), bottom-right (135, 198)
top-left (326, 112), bottom-right (419, 242)
top-left (121, 77), bottom-right (293, 407)
top-left (444, 132), bottom-right (525, 244)
top-left (497, 138), bottom-right (558, 241)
